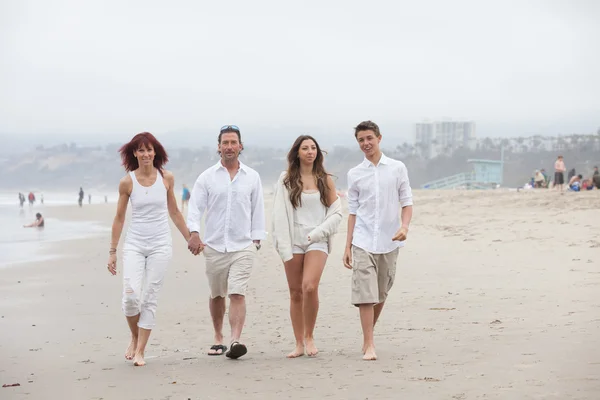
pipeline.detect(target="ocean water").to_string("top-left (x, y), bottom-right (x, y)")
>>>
top-left (0, 192), bottom-right (116, 267)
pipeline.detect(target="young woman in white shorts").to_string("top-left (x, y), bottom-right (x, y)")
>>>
top-left (272, 135), bottom-right (342, 358)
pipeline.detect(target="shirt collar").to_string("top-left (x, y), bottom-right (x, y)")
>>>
top-left (362, 153), bottom-right (389, 168)
top-left (216, 159), bottom-right (248, 174)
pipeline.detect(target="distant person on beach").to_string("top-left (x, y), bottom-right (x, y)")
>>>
top-left (593, 167), bottom-right (600, 189)
top-left (343, 121), bottom-right (413, 361)
top-left (534, 170), bottom-right (545, 188)
top-left (78, 187), bottom-right (84, 207)
top-left (554, 156), bottom-right (566, 191)
top-left (568, 174), bottom-right (582, 191)
top-left (28, 192), bottom-right (35, 206)
top-left (18, 193), bottom-right (25, 208)
top-left (107, 132), bottom-right (190, 367)
top-left (272, 135), bottom-right (342, 358)
top-left (23, 213), bottom-right (44, 228)
top-left (187, 125), bottom-right (265, 360)
top-left (88, 194), bottom-right (91, 204)
top-left (181, 184), bottom-right (190, 212)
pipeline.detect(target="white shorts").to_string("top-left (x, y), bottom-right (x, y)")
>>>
top-left (203, 244), bottom-right (257, 298)
top-left (292, 242), bottom-right (328, 255)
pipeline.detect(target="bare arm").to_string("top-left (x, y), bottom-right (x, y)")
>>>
top-left (401, 205), bottom-right (413, 230)
top-left (326, 175), bottom-right (338, 207)
top-left (345, 214), bottom-right (356, 250)
top-left (392, 164), bottom-right (414, 241)
top-left (343, 214), bottom-right (356, 269)
top-left (164, 171), bottom-right (191, 241)
top-left (110, 176), bottom-right (132, 250)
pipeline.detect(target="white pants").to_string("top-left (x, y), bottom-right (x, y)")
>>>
top-left (121, 240), bottom-right (172, 330)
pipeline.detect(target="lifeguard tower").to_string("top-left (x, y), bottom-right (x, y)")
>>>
top-left (421, 149), bottom-right (504, 190)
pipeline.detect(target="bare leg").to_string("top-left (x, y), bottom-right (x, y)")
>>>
top-left (133, 327), bottom-right (151, 366)
top-left (359, 304), bottom-right (377, 360)
top-left (373, 301), bottom-right (385, 327)
top-left (208, 296), bottom-right (226, 354)
top-left (302, 251), bottom-right (327, 356)
top-left (229, 294), bottom-right (246, 343)
top-left (125, 314), bottom-right (139, 360)
top-left (284, 255), bottom-right (305, 358)
top-left (362, 301), bottom-right (386, 354)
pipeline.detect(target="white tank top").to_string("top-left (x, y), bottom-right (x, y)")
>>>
top-left (293, 191), bottom-right (327, 246)
top-left (126, 170), bottom-right (171, 244)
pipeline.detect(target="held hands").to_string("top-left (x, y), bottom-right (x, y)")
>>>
top-left (392, 227), bottom-right (409, 242)
top-left (187, 232), bottom-right (205, 256)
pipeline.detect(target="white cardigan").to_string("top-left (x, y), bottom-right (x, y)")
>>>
top-left (271, 172), bottom-right (343, 262)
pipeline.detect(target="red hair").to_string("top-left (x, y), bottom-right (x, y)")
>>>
top-left (119, 132), bottom-right (169, 174)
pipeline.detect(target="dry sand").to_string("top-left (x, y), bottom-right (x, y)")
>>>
top-left (1, 189), bottom-right (599, 399)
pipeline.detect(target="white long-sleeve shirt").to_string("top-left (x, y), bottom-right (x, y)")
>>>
top-left (187, 161), bottom-right (266, 253)
top-left (347, 153), bottom-right (413, 254)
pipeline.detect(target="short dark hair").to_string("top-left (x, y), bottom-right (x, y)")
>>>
top-left (218, 127), bottom-right (242, 145)
top-left (578, 174), bottom-right (583, 179)
top-left (354, 120), bottom-right (381, 138)
top-left (217, 127), bottom-right (243, 156)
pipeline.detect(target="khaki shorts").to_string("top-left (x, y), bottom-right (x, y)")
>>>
top-left (203, 244), bottom-right (257, 298)
top-left (351, 245), bottom-right (399, 306)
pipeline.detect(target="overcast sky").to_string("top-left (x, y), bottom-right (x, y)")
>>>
top-left (1, 0), bottom-right (599, 146)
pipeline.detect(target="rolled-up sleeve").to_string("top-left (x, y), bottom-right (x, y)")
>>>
top-left (347, 171), bottom-right (359, 215)
top-left (250, 173), bottom-right (266, 240)
top-left (187, 173), bottom-right (207, 233)
top-left (398, 165), bottom-right (413, 207)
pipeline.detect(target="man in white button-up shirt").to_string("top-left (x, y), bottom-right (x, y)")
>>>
top-left (343, 120), bottom-right (413, 361)
top-left (187, 125), bottom-right (266, 360)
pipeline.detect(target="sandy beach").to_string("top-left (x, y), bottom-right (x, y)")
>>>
top-left (1, 189), bottom-right (599, 400)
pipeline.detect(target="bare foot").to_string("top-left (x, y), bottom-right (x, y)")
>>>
top-left (133, 352), bottom-right (146, 366)
top-left (305, 338), bottom-right (318, 357)
top-left (125, 337), bottom-right (137, 360)
top-left (287, 343), bottom-right (305, 358)
top-left (363, 345), bottom-right (377, 361)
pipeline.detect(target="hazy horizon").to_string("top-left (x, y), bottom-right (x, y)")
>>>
top-left (2, 0), bottom-right (599, 145)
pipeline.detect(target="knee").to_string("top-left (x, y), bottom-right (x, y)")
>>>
top-left (229, 294), bottom-right (244, 303)
top-left (122, 286), bottom-right (140, 313)
top-left (302, 282), bottom-right (318, 296)
top-left (289, 287), bottom-right (303, 303)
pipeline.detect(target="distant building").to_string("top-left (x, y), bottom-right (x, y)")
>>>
top-left (415, 119), bottom-right (476, 159)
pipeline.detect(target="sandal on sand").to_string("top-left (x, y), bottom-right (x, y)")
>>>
top-left (208, 344), bottom-right (227, 356)
top-left (225, 342), bottom-right (247, 359)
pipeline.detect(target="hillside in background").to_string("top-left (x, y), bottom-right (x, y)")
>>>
top-left (1, 134), bottom-right (599, 192)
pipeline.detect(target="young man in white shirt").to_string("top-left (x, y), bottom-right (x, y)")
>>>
top-left (343, 120), bottom-right (413, 361)
top-left (187, 125), bottom-right (266, 359)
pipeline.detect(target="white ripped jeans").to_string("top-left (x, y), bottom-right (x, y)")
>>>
top-left (121, 240), bottom-right (172, 330)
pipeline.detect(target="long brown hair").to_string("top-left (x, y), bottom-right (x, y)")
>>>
top-left (283, 135), bottom-right (330, 209)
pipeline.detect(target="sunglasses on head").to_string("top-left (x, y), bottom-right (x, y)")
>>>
top-left (220, 125), bottom-right (240, 133)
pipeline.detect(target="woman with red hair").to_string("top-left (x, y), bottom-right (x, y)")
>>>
top-left (107, 132), bottom-right (190, 366)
